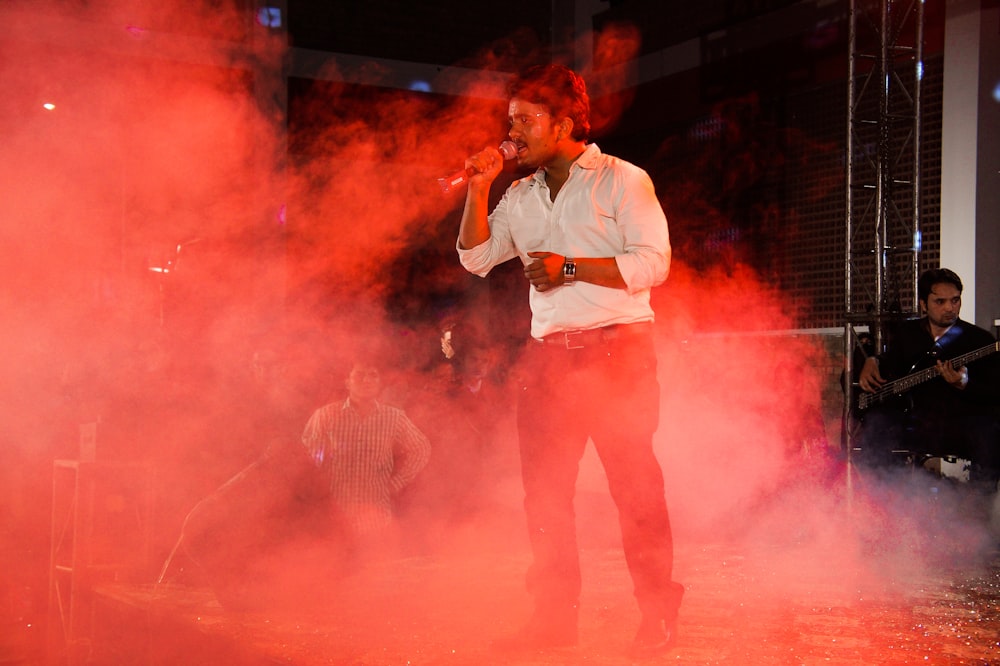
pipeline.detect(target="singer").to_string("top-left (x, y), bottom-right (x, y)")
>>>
top-left (455, 64), bottom-right (683, 657)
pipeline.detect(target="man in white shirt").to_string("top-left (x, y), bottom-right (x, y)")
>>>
top-left (457, 63), bottom-right (683, 656)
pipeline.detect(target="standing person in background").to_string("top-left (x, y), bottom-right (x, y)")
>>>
top-left (456, 63), bottom-right (683, 656)
top-left (397, 320), bottom-right (516, 553)
top-left (301, 356), bottom-right (431, 558)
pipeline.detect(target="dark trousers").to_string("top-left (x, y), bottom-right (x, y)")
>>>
top-left (515, 328), bottom-right (682, 622)
top-left (858, 406), bottom-right (1000, 486)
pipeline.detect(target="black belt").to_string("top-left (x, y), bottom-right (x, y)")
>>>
top-left (534, 322), bottom-right (653, 350)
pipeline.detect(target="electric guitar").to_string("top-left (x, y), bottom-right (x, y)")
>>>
top-left (857, 341), bottom-right (1000, 410)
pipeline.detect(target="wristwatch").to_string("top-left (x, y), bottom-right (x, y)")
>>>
top-left (562, 258), bottom-right (576, 285)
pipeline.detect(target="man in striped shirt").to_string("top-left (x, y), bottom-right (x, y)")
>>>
top-left (301, 360), bottom-right (431, 549)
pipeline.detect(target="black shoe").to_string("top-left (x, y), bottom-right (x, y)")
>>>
top-left (629, 615), bottom-right (677, 657)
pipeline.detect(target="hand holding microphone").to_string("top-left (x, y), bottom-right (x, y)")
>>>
top-left (438, 141), bottom-right (518, 193)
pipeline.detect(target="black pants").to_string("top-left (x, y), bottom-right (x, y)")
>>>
top-left (857, 406), bottom-right (1000, 486)
top-left (515, 328), bottom-right (683, 622)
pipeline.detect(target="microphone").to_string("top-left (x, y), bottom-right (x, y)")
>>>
top-left (437, 141), bottom-right (518, 193)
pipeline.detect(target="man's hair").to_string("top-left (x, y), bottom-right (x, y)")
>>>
top-left (508, 64), bottom-right (591, 142)
top-left (918, 268), bottom-right (963, 302)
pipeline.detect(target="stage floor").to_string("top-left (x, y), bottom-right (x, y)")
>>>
top-left (85, 535), bottom-right (1000, 665)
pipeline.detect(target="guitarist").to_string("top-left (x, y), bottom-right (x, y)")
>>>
top-left (856, 268), bottom-right (1000, 486)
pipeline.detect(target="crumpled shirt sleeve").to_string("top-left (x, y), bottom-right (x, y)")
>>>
top-left (612, 165), bottom-right (671, 293)
top-left (457, 189), bottom-right (519, 277)
top-left (388, 412), bottom-right (431, 494)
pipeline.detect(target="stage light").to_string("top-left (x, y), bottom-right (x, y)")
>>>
top-left (42, 103), bottom-right (55, 111)
top-left (993, 80), bottom-right (1000, 104)
top-left (257, 7), bottom-right (282, 28)
top-left (408, 80), bottom-right (432, 93)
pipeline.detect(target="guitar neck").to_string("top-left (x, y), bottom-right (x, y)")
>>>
top-left (858, 341), bottom-right (999, 409)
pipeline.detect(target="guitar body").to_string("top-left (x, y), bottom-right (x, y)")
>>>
top-left (854, 390), bottom-right (913, 417)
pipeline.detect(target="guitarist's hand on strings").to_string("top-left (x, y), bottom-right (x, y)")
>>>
top-left (936, 360), bottom-right (969, 390)
top-left (858, 357), bottom-right (885, 393)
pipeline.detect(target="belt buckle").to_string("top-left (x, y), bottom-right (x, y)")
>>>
top-left (564, 330), bottom-right (585, 350)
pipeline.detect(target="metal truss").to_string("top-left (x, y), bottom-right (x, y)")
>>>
top-left (843, 0), bottom-right (925, 456)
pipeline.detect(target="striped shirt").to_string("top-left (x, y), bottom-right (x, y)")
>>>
top-left (301, 398), bottom-right (430, 536)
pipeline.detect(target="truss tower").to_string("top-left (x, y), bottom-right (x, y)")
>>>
top-left (843, 0), bottom-right (926, 454)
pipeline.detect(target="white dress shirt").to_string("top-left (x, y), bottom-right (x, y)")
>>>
top-left (458, 144), bottom-right (671, 339)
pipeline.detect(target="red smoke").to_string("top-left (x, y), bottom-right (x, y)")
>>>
top-left (1, 2), bottom-right (994, 664)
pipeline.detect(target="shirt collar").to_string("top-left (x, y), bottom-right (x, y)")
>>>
top-left (343, 397), bottom-right (381, 414)
top-left (573, 142), bottom-right (601, 169)
top-left (529, 143), bottom-right (601, 184)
